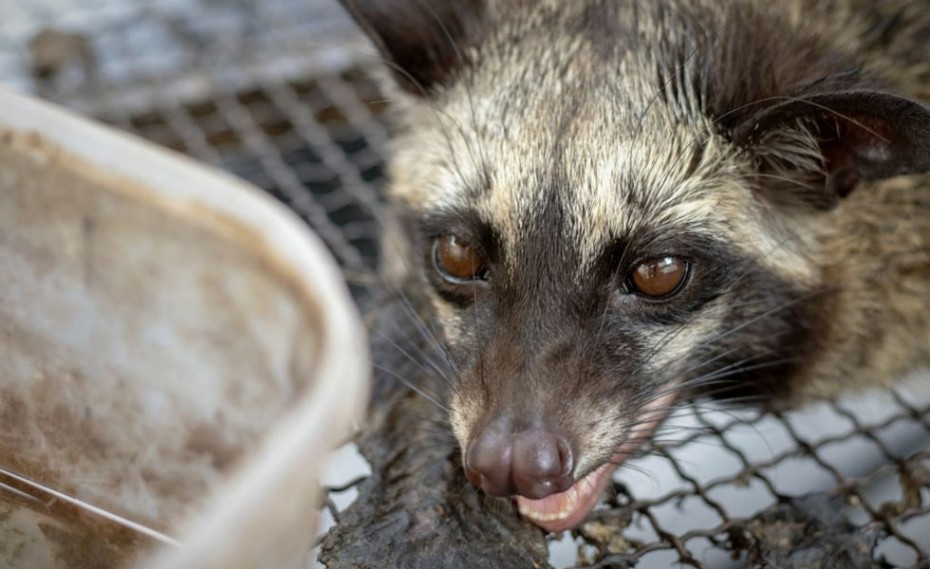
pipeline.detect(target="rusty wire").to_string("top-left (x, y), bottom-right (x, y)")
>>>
top-left (2, 2), bottom-right (928, 567)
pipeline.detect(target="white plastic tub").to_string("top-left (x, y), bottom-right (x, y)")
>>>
top-left (0, 87), bottom-right (368, 569)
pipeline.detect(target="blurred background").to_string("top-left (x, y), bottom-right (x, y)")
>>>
top-left (0, 1), bottom-right (927, 567)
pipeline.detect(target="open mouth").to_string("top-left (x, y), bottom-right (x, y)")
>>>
top-left (515, 387), bottom-right (679, 533)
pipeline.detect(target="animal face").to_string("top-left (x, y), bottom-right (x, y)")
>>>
top-left (342, 0), bottom-right (930, 530)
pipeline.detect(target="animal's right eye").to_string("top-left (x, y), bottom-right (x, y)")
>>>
top-left (433, 235), bottom-right (488, 282)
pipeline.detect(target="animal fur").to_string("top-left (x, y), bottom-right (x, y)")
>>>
top-left (343, 0), bottom-right (930, 524)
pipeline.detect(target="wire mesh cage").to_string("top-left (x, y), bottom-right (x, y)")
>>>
top-left (1, 1), bottom-right (928, 568)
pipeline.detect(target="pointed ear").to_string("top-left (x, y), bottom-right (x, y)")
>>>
top-left (339, 0), bottom-right (486, 95)
top-left (731, 91), bottom-right (930, 204)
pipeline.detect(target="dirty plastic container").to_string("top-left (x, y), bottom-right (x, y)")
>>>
top-left (0, 87), bottom-right (368, 569)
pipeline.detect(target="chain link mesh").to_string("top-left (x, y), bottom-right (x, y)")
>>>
top-left (1, 2), bottom-right (928, 567)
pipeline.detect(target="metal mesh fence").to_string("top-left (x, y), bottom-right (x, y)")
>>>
top-left (1, 1), bottom-right (928, 567)
top-left (570, 392), bottom-right (930, 567)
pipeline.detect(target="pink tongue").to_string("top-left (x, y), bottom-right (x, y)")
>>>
top-left (515, 460), bottom-right (619, 533)
top-left (515, 387), bottom-right (679, 532)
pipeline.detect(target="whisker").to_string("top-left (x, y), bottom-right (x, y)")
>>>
top-left (372, 328), bottom-right (453, 387)
top-left (395, 292), bottom-right (457, 369)
top-left (377, 313), bottom-right (456, 391)
top-left (372, 362), bottom-right (450, 413)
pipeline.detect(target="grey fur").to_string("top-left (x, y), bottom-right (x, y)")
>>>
top-left (348, 0), bottom-right (930, 498)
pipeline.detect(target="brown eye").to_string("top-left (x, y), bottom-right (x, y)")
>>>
top-left (434, 235), bottom-right (487, 282)
top-left (630, 257), bottom-right (689, 299)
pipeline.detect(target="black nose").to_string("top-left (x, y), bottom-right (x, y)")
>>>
top-left (464, 428), bottom-right (575, 499)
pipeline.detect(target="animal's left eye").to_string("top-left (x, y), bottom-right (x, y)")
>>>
top-left (628, 256), bottom-right (689, 299)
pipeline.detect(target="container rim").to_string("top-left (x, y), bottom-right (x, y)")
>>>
top-left (0, 86), bottom-right (370, 569)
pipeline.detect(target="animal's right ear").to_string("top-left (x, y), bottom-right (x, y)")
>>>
top-left (339, 0), bottom-right (486, 96)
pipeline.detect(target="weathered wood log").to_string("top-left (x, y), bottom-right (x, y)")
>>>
top-left (319, 294), bottom-right (553, 569)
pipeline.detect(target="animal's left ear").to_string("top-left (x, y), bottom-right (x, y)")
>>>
top-left (731, 91), bottom-right (930, 203)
